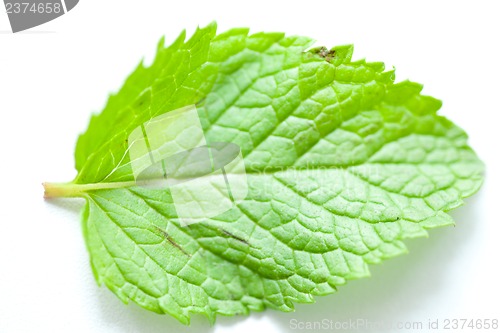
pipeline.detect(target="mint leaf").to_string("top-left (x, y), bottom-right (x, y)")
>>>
top-left (44, 23), bottom-right (484, 324)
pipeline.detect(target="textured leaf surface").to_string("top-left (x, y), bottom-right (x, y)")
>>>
top-left (72, 23), bottom-right (483, 324)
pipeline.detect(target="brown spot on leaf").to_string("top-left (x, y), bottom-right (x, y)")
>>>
top-left (219, 229), bottom-right (249, 245)
top-left (312, 46), bottom-right (336, 63)
top-left (153, 226), bottom-right (191, 257)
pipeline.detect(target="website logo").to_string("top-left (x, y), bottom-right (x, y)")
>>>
top-left (4, 0), bottom-right (79, 33)
top-left (128, 105), bottom-right (248, 226)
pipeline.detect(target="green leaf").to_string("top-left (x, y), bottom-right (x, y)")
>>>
top-left (45, 23), bottom-right (484, 324)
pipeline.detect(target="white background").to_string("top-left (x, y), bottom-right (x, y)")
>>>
top-left (0, 1), bottom-right (498, 332)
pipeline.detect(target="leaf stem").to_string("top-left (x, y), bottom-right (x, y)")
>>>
top-left (43, 181), bottom-right (137, 198)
